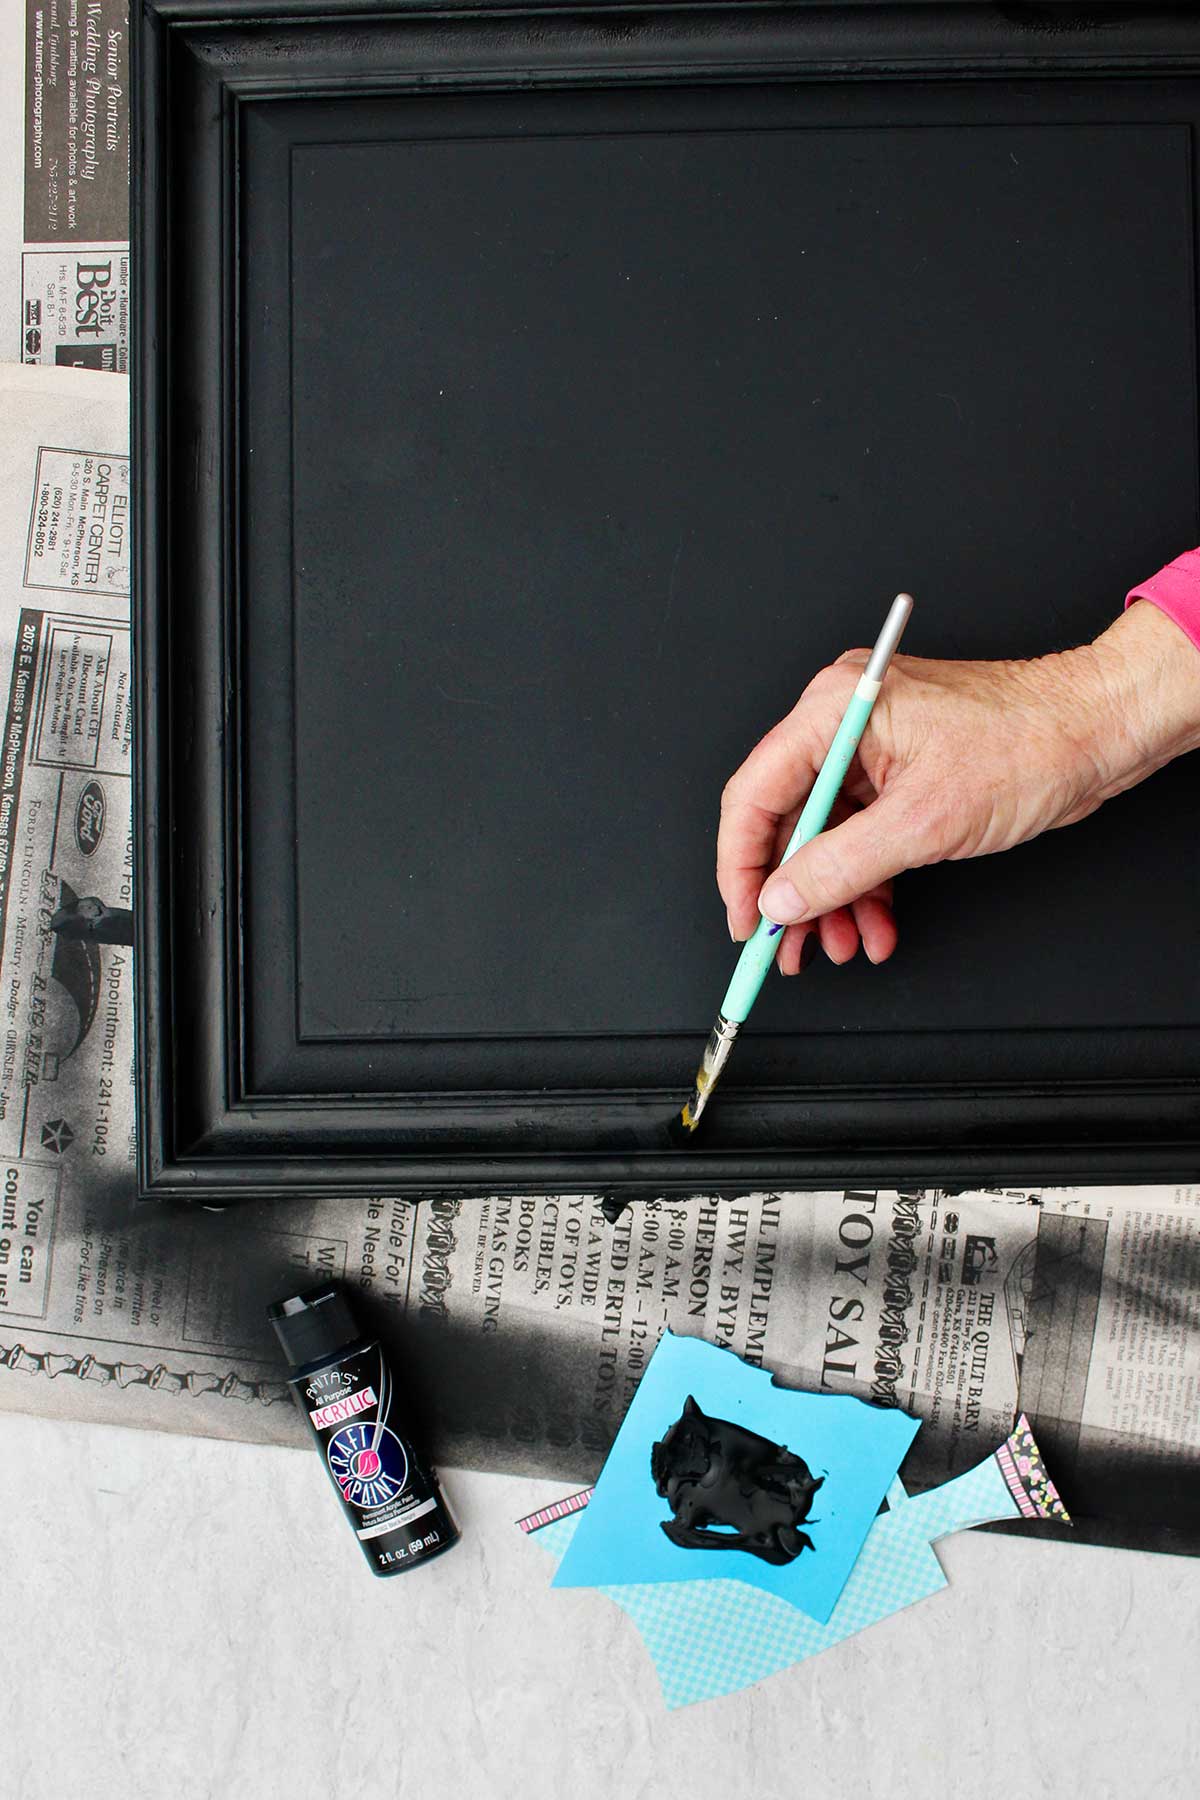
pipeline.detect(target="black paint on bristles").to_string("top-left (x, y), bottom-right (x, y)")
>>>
top-left (666, 1107), bottom-right (699, 1149)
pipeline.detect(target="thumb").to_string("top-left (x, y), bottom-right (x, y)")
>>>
top-left (758, 794), bottom-right (920, 926)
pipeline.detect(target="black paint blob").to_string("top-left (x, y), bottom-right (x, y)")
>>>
top-left (650, 1394), bottom-right (824, 1565)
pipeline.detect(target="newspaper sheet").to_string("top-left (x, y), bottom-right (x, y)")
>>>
top-left (1, 0), bottom-right (130, 372)
top-left (0, 4), bottom-right (1196, 1556)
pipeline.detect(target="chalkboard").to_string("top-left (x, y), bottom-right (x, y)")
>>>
top-left (135, 2), bottom-right (1200, 1199)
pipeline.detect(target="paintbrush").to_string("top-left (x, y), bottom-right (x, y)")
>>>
top-left (673, 592), bottom-right (914, 1140)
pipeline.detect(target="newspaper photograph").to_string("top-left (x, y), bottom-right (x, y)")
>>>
top-left (1, 0), bottom-right (130, 370)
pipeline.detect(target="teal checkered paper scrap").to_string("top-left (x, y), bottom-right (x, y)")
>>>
top-left (530, 1453), bottom-right (1018, 1709)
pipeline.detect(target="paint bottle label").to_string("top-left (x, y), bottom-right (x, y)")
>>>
top-left (293, 1342), bottom-right (459, 1576)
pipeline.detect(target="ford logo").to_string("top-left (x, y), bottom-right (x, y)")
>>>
top-left (74, 781), bottom-right (106, 855)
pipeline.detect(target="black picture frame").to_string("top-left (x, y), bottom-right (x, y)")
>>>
top-left (135, 1), bottom-right (1200, 1202)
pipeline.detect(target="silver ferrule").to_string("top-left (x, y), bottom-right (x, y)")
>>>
top-left (863, 592), bottom-right (915, 685)
top-left (679, 1013), bottom-right (741, 1131)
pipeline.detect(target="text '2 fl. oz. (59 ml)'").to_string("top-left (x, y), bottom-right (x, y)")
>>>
top-left (269, 1282), bottom-right (460, 1577)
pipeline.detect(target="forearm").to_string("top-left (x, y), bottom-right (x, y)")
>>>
top-left (1071, 600), bottom-right (1200, 803)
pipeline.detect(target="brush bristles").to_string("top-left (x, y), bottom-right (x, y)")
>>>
top-left (674, 1014), bottom-right (740, 1137)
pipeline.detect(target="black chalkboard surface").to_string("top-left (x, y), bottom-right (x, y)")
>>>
top-left (135, 2), bottom-right (1200, 1199)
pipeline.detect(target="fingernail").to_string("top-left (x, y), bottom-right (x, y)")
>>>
top-left (728, 918), bottom-right (739, 942)
top-left (759, 877), bottom-right (807, 927)
top-left (799, 933), bottom-right (819, 972)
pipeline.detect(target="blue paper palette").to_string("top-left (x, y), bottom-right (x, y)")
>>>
top-left (553, 1332), bottom-right (920, 1624)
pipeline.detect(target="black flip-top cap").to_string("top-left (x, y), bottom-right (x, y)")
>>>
top-left (268, 1281), bottom-right (360, 1369)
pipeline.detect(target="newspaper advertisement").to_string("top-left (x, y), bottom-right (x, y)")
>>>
top-left (1, 0), bottom-right (130, 371)
top-left (0, 364), bottom-right (135, 1368)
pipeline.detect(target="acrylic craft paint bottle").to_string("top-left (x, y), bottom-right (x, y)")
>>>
top-left (269, 1282), bottom-right (460, 1577)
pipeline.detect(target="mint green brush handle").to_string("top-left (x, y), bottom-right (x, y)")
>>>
top-left (720, 594), bottom-right (914, 1025)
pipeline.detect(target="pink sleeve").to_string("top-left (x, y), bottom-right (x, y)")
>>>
top-left (1125, 547), bottom-right (1200, 654)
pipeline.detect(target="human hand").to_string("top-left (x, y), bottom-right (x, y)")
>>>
top-left (716, 600), bottom-right (1200, 973)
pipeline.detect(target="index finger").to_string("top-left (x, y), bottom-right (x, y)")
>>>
top-left (717, 680), bottom-right (850, 939)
